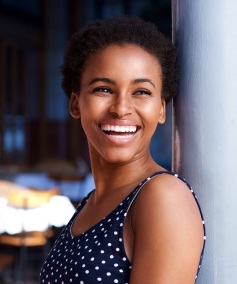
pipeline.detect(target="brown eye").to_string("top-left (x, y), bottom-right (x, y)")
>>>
top-left (93, 87), bottom-right (112, 93)
top-left (134, 89), bottom-right (152, 96)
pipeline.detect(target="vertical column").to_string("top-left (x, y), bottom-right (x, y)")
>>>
top-left (172, 1), bottom-right (237, 283)
top-left (0, 39), bottom-right (5, 163)
top-left (11, 46), bottom-right (18, 157)
top-left (42, 0), bottom-right (70, 159)
top-left (44, 0), bottom-right (68, 121)
top-left (38, 22), bottom-right (47, 159)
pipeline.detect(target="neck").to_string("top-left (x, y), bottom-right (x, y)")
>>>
top-left (89, 149), bottom-right (164, 202)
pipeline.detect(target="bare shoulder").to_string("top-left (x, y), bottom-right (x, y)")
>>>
top-left (129, 173), bottom-right (204, 284)
top-left (132, 172), bottom-right (202, 222)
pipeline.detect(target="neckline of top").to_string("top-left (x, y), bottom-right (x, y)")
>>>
top-left (69, 171), bottom-right (171, 238)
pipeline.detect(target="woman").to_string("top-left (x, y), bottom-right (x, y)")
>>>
top-left (40, 16), bottom-right (205, 283)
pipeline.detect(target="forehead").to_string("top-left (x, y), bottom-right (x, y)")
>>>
top-left (82, 43), bottom-right (162, 80)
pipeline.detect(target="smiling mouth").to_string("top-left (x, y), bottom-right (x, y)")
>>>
top-left (100, 124), bottom-right (139, 137)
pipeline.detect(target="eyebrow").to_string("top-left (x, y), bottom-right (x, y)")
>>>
top-left (88, 77), bottom-right (156, 89)
top-left (88, 77), bottom-right (116, 86)
top-left (132, 78), bottom-right (156, 89)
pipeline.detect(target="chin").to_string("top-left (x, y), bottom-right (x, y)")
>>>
top-left (101, 150), bottom-right (137, 165)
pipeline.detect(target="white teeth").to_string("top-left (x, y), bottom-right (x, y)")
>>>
top-left (101, 124), bottom-right (137, 133)
top-left (114, 125), bottom-right (120, 132)
top-left (120, 126), bottom-right (126, 132)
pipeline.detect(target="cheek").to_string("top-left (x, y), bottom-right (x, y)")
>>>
top-left (78, 99), bottom-right (102, 133)
top-left (137, 100), bottom-right (162, 122)
top-left (80, 95), bottom-right (108, 115)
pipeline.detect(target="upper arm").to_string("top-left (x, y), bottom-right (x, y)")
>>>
top-left (128, 175), bottom-right (204, 284)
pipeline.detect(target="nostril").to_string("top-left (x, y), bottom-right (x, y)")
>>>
top-left (109, 103), bottom-right (133, 118)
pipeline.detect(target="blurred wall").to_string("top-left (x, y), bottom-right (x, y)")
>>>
top-left (0, 0), bottom-right (172, 170)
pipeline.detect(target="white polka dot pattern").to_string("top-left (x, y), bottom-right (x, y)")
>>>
top-left (40, 171), bottom-right (205, 283)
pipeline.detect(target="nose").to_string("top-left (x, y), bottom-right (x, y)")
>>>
top-left (109, 93), bottom-right (133, 118)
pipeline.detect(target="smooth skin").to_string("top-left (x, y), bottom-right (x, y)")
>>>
top-left (70, 44), bottom-right (204, 283)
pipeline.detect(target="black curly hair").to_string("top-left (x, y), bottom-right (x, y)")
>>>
top-left (61, 16), bottom-right (178, 103)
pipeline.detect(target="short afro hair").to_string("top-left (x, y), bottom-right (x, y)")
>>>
top-left (61, 16), bottom-right (178, 103)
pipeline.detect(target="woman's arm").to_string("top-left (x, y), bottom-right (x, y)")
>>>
top-left (129, 174), bottom-right (204, 284)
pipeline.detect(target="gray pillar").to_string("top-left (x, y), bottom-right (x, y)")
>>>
top-left (172, 1), bottom-right (237, 283)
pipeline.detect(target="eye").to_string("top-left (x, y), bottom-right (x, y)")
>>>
top-left (93, 86), bottom-right (113, 94)
top-left (134, 89), bottom-right (152, 96)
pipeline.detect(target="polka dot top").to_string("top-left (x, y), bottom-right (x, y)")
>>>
top-left (40, 171), bottom-right (206, 283)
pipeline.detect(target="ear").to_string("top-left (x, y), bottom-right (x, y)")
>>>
top-left (157, 99), bottom-right (166, 124)
top-left (69, 92), bottom-right (81, 119)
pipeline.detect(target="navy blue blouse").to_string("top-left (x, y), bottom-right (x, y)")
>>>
top-left (40, 171), bottom-right (206, 283)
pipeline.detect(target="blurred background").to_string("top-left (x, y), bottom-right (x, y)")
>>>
top-left (0, 0), bottom-right (172, 283)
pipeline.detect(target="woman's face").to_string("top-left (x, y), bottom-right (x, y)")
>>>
top-left (70, 44), bottom-right (166, 164)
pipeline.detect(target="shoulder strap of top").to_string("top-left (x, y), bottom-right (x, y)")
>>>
top-left (124, 171), bottom-right (166, 214)
top-left (124, 170), bottom-right (204, 230)
top-left (123, 170), bottom-right (206, 278)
